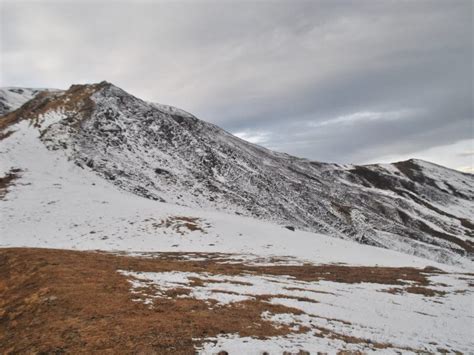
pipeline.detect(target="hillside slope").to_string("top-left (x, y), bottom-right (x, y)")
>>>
top-left (0, 87), bottom-right (55, 116)
top-left (1, 82), bottom-right (473, 266)
top-left (1, 83), bottom-right (473, 353)
top-left (2, 116), bottom-right (449, 268)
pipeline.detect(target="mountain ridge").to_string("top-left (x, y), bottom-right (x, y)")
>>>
top-left (1, 82), bottom-right (468, 174)
top-left (1, 81), bottom-right (473, 266)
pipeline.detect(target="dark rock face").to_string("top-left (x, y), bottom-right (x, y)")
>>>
top-left (4, 83), bottom-right (473, 266)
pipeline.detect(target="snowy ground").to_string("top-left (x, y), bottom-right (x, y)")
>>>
top-left (2, 119), bottom-right (471, 271)
top-left (119, 269), bottom-right (473, 353)
top-left (1, 119), bottom-right (473, 353)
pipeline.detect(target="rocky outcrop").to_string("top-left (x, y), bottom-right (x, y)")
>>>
top-left (2, 82), bottom-right (473, 265)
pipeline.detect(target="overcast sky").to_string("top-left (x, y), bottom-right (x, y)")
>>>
top-left (1, 0), bottom-right (472, 171)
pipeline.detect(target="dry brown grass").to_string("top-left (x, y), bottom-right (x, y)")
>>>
top-left (153, 216), bottom-right (208, 235)
top-left (382, 286), bottom-right (447, 297)
top-left (404, 286), bottom-right (447, 297)
top-left (0, 248), bottom-right (304, 354)
top-left (0, 248), bottom-right (445, 354)
top-left (0, 83), bottom-right (107, 137)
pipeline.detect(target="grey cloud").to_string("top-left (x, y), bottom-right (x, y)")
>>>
top-left (457, 151), bottom-right (474, 157)
top-left (1, 0), bottom-right (472, 169)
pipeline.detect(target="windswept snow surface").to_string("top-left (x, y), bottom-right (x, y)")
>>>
top-left (2, 118), bottom-right (462, 270)
top-left (29, 83), bottom-right (472, 267)
top-left (119, 269), bottom-right (473, 353)
top-left (1, 112), bottom-right (473, 353)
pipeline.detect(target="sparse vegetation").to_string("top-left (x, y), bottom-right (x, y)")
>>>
top-left (153, 216), bottom-right (209, 235)
top-left (0, 168), bottom-right (22, 199)
top-left (1, 248), bottom-right (467, 354)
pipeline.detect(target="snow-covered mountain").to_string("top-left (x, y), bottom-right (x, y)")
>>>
top-left (1, 81), bottom-right (473, 266)
top-left (1, 81), bottom-right (474, 353)
top-left (0, 87), bottom-right (56, 116)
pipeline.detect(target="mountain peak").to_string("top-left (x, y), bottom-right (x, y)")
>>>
top-left (1, 82), bottom-right (473, 266)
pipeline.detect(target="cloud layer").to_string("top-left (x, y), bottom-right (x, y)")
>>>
top-left (1, 0), bottom-right (472, 170)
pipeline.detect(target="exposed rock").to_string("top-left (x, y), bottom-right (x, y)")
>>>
top-left (2, 82), bottom-right (473, 265)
